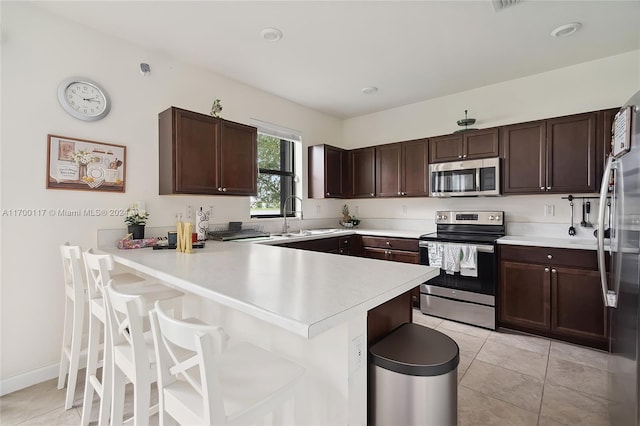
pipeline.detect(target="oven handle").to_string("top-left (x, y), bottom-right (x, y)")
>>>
top-left (419, 241), bottom-right (494, 253)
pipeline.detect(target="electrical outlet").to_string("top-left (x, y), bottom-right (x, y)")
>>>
top-left (355, 205), bottom-right (359, 215)
top-left (351, 335), bottom-right (364, 373)
top-left (184, 205), bottom-right (193, 222)
top-left (544, 204), bottom-right (555, 217)
top-left (208, 205), bottom-right (215, 221)
top-left (402, 205), bottom-right (408, 215)
top-left (315, 204), bottom-right (321, 214)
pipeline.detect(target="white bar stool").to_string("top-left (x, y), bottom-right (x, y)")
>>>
top-left (57, 244), bottom-right (87, 410)
top-left (80, 249), bottom-right (184, 426)
top-left (150, 301), bottom-right (306, 425)
top-left (57, 243), bottom-right (150, 411)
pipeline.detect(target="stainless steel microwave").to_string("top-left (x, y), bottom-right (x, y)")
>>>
top-left (429, 157), bottom-right (500, 197)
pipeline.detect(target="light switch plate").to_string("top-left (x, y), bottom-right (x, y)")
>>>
top-left (544, 204), bottom-right (555, 217)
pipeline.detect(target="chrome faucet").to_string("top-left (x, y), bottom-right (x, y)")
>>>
top-left (282, 195), bottom-right (303, 234)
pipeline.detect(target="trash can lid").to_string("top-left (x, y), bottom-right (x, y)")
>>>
top-left (369, 323), bottom-right (459, 377)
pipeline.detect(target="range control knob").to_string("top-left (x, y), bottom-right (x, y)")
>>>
top-left (488, 215), bottom-right (494, 220)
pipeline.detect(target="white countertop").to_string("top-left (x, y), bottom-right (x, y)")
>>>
top-left (497, 235), bottom-right (601, 250)
top-left (103, 241), bottom-right (437, 339)
top-left (237, 228), bottom-right (424, 245)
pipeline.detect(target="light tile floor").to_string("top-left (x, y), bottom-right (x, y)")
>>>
top-left (413, 310), bottom-right (612, 426)
top-left (1, 310), bottom-right (612, 425)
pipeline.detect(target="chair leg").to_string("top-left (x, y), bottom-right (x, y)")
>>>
top-left (57, 297), bottom-right (72, 390)
top-left (98, 325), bottom-right (113, 426)
top-left (81, 314), bottom-right (101, 426)
top-left (64, 299), bottom-right (84, 410)
top-left (133, 381), bottom-right (151, 426)
top-left (110, 366), bottom-right (126, 426)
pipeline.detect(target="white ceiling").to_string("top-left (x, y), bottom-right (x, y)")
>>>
top-left (35, 1), bottom-right (640, 119)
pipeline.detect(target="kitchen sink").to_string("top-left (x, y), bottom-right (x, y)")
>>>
top-left (272, 229), bottom-right (339, 238)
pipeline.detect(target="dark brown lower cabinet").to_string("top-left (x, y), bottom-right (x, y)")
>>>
top-left (499, 245), bottom-right (608, 349)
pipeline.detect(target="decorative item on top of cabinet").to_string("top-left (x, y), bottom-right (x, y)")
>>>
top-left (428, 127), bottom-right (499, 163)
top-left (159, 107), bottom-right (257, 196)
top-left (308, 144), bottom-right (346, 198)
top-left (376, 138), bottom-right (429, 197)
top-left (502, 111), bottom-right (598, 194)
top-left (498, 245), bottom-right (608, 349)
top-left (350, 147), bottom-right (376, 198)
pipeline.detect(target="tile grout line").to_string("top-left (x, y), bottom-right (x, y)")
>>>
top-left (536, 339), bottom-right (552, 426)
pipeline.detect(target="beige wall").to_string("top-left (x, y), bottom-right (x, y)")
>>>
top-left (340, 50), bottom-right (640, 226)
top-left (0, 2), bottom-right (342, 389)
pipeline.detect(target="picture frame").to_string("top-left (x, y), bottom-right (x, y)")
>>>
top-left (47, 134), bottom-right (126, 192)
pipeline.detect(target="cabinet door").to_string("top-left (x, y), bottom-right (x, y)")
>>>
top-left (499, 260), bottom-right (551, 332)
top-left (596, 108), bottom-right (619, 190)
top-left (375, 143), bottom-right (402, 197)
top-left (429, 134), bottom-right (462, 163)
top-left (308, 144), bottom-right (344, 198)
top-left (502, 121), bottom-right (546, 194)
top-left (285, 237), bottom-right (339, 253)
top-left (551, 266), bottom-right (608, 345)
top-left (325, 145), bottom-right (344, 197)
top-left (401, 138), bottom-right (429, 197)
top-left (464, 128), bottom-right (500, 160)
top-left (350, 147), bottom-right (375, 198)
top-left (171, 108), bottom-right (219, 194)
top-left (546, 112), bottom-right (597, 193)
top-left (218, 120), bottom-right (257, 195)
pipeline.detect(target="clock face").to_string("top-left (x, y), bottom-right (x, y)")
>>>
top-left (57, 78), bottom-right (110, 121)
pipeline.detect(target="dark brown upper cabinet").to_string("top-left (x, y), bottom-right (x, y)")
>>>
top-left (596, 107), bottom-right (620, 187)
top-left (350, 147), bottom-right (376, 198)
top-left (502, 112), bottom-right (597, 194)
top-left (376, 138), bottom-right (429, 197)
top-left (428, 128), bottom-right (499, 163)
top-left (159, 107), bottom-right (257, 195)
top-left (308, 144), bottom-right (346, 198)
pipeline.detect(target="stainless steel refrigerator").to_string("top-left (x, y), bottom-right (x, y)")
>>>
top-left (598, 90), bottom-right (640, 425)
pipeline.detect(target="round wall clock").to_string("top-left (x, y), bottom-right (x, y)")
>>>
top-left (57, 77), bottom-right (111, 121)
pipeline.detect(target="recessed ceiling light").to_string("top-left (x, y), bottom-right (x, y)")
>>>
top-left (361, 86), bottom-right (378, 95)
top-left (261, 27), bottom-right (283, 42)
top-left (550, 22), bottom-right (582, 37)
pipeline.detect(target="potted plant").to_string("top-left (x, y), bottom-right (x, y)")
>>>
top-left (125, 204), bottom-right (149, 239)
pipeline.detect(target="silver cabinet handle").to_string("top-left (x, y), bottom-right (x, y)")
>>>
top-left (547, 186), bottom-right (551, 190)
top-left (544, 267), bottom-right (550, 272)
top-left (551, 269), bottom-right (556, 274)
top-left (463, 154), bottom-right (467, 158)
top-left (547, 254), bottom-right (553, 260)
top-left (218, 187), bottom-right (223, 191)
top-left (540, 186), bottom-right (545, 190)
top-left (458, 155), bottom-right (463, 158)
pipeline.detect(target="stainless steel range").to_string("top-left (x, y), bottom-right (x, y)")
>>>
top-left (418, 210), bottom-right (505, 330)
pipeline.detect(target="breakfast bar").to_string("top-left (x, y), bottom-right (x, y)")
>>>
top-left (101, 240), bottom-right (438, 425)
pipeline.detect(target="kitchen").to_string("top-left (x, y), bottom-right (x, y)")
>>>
top-left (1, 1), bottom-right (639, 425)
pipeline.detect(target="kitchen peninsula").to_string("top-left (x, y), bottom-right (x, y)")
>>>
top-left (100, 239), bottom-right (438, 425)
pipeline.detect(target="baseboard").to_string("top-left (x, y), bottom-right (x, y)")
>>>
top-left (0, 363), bottom-right (60, 396)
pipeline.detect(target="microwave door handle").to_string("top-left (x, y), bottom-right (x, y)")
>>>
top-left (476, 167), bottom-right (481, 192)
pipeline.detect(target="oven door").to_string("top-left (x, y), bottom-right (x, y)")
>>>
top-left (419, 241), bottom-right (496, 295)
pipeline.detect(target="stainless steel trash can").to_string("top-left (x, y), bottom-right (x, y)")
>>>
top-left (369, 323), bottom-right (459, 426)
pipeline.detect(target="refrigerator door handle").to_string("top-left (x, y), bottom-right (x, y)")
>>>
top-left (598, 156), bottom-right (617, 308)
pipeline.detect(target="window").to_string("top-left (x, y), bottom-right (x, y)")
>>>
top-left (250, 133), bottom-right (298, 218)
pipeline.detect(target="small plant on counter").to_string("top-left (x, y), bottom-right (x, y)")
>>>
top-left (340, 204), bottom-right (360, 228)
top-left (124, 204), bottom-right (149, 225)
top-left (342, 204), bottom-right (351, 223)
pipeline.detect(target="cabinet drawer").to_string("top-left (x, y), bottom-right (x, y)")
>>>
top-left (499, 245), bottom-right (598, 270)
top-left (363, 248), bottom-right (419, 264)
top-left (361, 236), bottom-right (418, 252)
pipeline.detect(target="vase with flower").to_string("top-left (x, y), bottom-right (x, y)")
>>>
top-left (71, 149), bottom-right (97, 181)
top-left (125, 204), bottom-right (149, 239)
